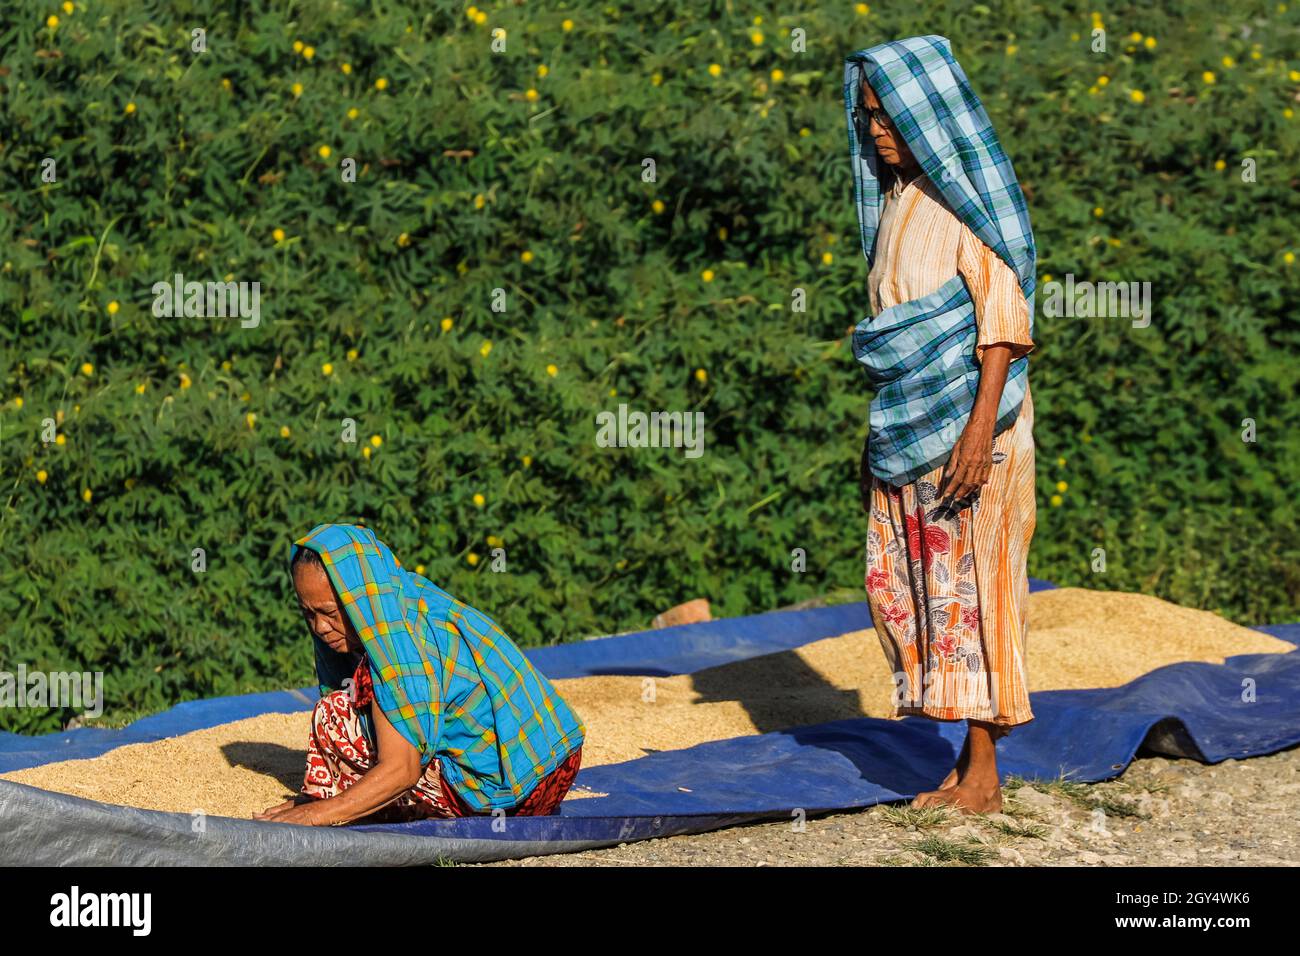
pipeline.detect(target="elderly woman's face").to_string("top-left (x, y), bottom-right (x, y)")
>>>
top-left (860, 79), bottom-right (916, 170)
top-left (293, 563), bottom-right (362, 654)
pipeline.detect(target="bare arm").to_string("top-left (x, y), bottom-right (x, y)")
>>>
top-left (937, 343), bottom-right (1013, 504)
top-left (255, 701), bottom-right (424, 826)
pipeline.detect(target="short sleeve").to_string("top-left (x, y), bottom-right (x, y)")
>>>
top-left (957, 224), bottom-right (1035, 365)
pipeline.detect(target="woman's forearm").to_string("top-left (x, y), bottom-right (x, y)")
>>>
top-left (969, 344), bottom-right (1013, 429)
top-left (305, 759), bottom-right (422, 825)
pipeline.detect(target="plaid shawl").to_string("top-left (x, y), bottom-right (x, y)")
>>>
top-left (843, 35), bottom-right (1036, 486)
top-left (291, 523), bottom-right (585, 811)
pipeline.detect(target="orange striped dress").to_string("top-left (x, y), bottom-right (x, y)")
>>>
top-left (864, 172), bottom-right (1037, 728)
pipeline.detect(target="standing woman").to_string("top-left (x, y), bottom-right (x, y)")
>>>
top-left (844, 36), bottom-right (1038, 813)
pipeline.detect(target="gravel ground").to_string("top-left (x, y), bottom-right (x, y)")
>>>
top-left (486, 743), bottom-right (1300, 867)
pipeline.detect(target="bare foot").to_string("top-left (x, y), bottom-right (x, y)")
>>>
top-left (938, 735), bottom-right (972, 790)
top-left (911, 780), bottom-right (1002, 814)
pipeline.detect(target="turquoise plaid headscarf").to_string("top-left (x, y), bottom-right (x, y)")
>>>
top-left (843, 35), bottom-right (1037, 486)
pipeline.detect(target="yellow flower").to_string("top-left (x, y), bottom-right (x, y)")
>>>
top-left (80, 487), bottom-right (94, 504)
top-left (1006, 44), bottom-right (1018, 56)
top-left (135, 383), bottom-right (146, 394)
top-left (648, 199), bottom-right (665, 215)
top-left (561, 19), bottom-right (574, 31)
top-left (36, 469), bottom-right (48, 484)
top-left (341, 62), bottom-right (352, 74)
top-left (1057, 456), bottom-right (1066, 467)
top-left (245, 412), bottom-right (257, 429)
top-left (280, 425), bottom-right (291, 438)
top-left (370, 434), bottom-right (382, 447)
top-left (1050, 494), bottom-right (1063, 507)
top-left (695, 368), bottom-right (708, 383)
top-left (303, 45), bottom-right (315, 60)
top-left (46, 14), bottom-right (58, 28)
top-left (798, 127), bottom-right (811, 137)
top-left (1285, 252), bottom-right (1296, 264)
top-left (487, 535), bottom-right (503, 548)
top-left (708, 64), bottom-right (722, 77)
top-left (1202, 71), bottom-right (1216, 84)
top-left (272, 227), bottom-right (286, 242)
top-left (1290, 70), bottom-right (1300, 82)
top-left (1286, 108), bottom-right (1295, 119)
top-left (347, 348), bottom-right (359, 361)
top-left (1128, 32), bottom-right (1142, 43)
top-left (525, 88), bottom-right (539, 102)
top-left (362, 446), bottom-right (371, 460)
top-left (1056, 480), bottom-right (1068, 492)
top-left (1129, 90), bottom-right (1145, 102)
top-left (474, 193), bottom-right (486, 209)
top-left (13, 397), bottom-right (22, 408)
top-left (441, 317), bottom-right (453, 332)
top-left (473, 11), bottom-right (486, 24)
top-left (1221, 55), bottom-right (1234, 68)
top-left (701, 268), bottom-right (715, 282)
top-left (347, 107), bottom-right (359, 119)
top-left (473, 493), bottom-right (485, 508)
top-left (180, 373), bottom-right (192, 389)
top-left (821, 251), bottom-right (833, 265)
top-left (291, 82), bottom-right (304, 98)
top-left (480, 341), bottom-right (492, 357)
top-left (375, 77), bottom-right (389, 91)
top-left (1043, 274), bottom-right (1053, 283)
top-left (521, 250), bottom-right (534, 263)
top-left (124, 478), bottom-right (135, 490)
top-left (62, 1), bottom-right (73, 12)
top-left (398, 232), bottom-right (410, 247)
top-left (466, 5), bottom-right (478, 16)
top-left (467, 552), bottom-right (480, 566)
top-left (546, 364), bottom-right (558, 377)
top-left (322, 362), bottom-right (334, 375)
top-left (318, 144), bottom-right (332, 159)
top-left (107, 300), bottom-right (119, 315)
top-left (608, 388), bottom-right (617, 397)
top-left (1097, 75), bottom-right (1109, 86)
top-left (771, 69), bottom-right (785, 82)
top-left (415, 564), bottom-right (425, 575)
top-left (55, 433), bottom-right (66, 446)
top-left (522, 455), bottom-right (533, 467)
top-left (1144, 36), bottom-right (1156, 49)
top-left (750, 32), bottom-right (764, 46)
top-left (1214, 159), bottom-right (1226, 170)
top-left (855, 3), bottom-right (870, 14)
top-left (293, 40), bottom-right (304, 53)
top-left (651, 72), bottom-right (662, 86)
top-left (1093, 206), bottom-right (1103, 217)
top-left (124, 102), bottom-right (136, 114)
top-left (537, 65), bottom-right (549, 78)
top-left (80, 362), bottom-right (93, 376)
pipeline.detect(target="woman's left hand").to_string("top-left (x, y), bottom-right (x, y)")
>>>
top-left (938, 415), bottom-right (994, 505)
top-left (254, 797), bottom-right (329, 826)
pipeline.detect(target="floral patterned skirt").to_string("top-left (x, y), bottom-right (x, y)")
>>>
top-left (864, 391), bottom-right (1036, 727)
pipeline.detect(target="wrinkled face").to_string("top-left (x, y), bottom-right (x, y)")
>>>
top-left (293, 561), bottom-right (363, 654)
top-left (860, 78), bottom-right (917, 171)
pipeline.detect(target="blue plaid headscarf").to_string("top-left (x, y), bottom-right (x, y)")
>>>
top-left (843, 35), bottom-right (1037, 486)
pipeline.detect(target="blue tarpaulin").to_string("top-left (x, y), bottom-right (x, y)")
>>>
top-left (1, 580), bottom-right (1297, 866)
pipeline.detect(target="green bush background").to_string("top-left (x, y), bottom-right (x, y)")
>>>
top-left (2, 0), bottom-right (1298, 732)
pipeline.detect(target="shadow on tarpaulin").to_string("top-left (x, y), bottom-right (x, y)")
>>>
top-left (1, 577), bottom-right (1298, 865)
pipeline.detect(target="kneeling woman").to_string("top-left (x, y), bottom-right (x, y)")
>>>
top-left (255, 523), bottom-right (585, 825)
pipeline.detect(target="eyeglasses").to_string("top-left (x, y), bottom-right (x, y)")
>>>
top-left (852, 102), bottom-right (895, 141)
